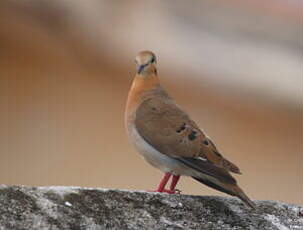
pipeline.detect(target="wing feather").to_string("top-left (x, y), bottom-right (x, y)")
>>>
top-left (135, 96), bottom-right (240, 174)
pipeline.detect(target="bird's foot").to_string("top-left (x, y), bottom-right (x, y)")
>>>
top-left (163, 189), bottom-right (181, 194)
top-left (146, 189), bottom-right (181, 194)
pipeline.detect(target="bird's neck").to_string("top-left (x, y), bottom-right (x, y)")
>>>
top-left (125, 73), bottom-right (165, 127)
top-left (126, 73), bottom-right (160, 115)
top-left (131, 73), bottom-right (160, 93)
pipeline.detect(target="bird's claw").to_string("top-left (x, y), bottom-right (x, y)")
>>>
top-left (163, 189), bottom-right (181, 194)
top-left (175, 189), bottom-right (182, 194)
top-left (146, 189), bottom-right (181, 194)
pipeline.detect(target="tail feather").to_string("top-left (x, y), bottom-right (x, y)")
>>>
top-left (192, 176), bottom-right (235, 197)
top-left (230, 185), bottom-right (256, 209)
top-left (192, 176), bottom-right (256, 209)
top-left (222, 158), bottom-right (241, 174)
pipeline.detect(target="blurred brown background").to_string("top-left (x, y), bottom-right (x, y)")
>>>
top-left (0, 0), bottom-right (302, 205)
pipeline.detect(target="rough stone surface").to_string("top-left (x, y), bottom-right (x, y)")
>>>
top-left (0, 185), bottom-right (302, 230)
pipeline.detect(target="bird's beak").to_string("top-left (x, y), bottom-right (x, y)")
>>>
top-left (137, 64), bottom-right (147, 74)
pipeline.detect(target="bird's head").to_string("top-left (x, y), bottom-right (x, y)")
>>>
top-left (135, 51), bottom-right (157, 76)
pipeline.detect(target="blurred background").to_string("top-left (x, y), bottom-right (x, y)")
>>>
top-left (0, 0), bottom-right (302, 205)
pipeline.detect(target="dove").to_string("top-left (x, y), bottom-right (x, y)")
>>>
top-left (125, 50), bottom-right (255, 208)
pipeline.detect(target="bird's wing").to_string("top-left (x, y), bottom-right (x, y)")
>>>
top-left (135, 96), bottom-right (241, 174)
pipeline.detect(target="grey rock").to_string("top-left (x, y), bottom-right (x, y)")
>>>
top-left (0, 185), bottom-right (302, 230)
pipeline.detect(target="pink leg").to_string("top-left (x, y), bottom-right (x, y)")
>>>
top-left (162, 175), bottom-right (181, 194)
top-left (170, 175), bottom-right (180, 191)
top-left (156, 173), bottom-right (171, 192)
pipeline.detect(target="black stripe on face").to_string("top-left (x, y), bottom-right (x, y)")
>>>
top-left (138, 64), bottom-right (148, 74)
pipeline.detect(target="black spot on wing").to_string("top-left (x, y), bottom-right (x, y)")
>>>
top-left (203, 139), bottom-right (209, 145)
top-left (176, 123), bottom-right (186, 133)
top-left (188, 131), bottom-right (197, 141)
top-left (214, 150), bottom-right (222, 157)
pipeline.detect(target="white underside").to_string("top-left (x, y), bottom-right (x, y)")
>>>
top-left (129, 125), bottom-right (200, 177)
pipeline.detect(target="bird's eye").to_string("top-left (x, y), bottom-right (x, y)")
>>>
top-left (151, 56), bottom-right (156, 63)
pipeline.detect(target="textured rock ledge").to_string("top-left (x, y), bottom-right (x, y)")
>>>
top-left (0, 185), bottom-right (302, 230)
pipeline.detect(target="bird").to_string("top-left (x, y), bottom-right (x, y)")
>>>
top-left (125, 50), bottom-right (255, 209)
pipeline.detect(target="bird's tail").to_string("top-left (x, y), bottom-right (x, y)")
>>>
top-left (192, 177), bottom-right (256, 209)
top-left (222, 158), bottom-right (241, 174)
top-left (230, 184), bottom-right (256, 209)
